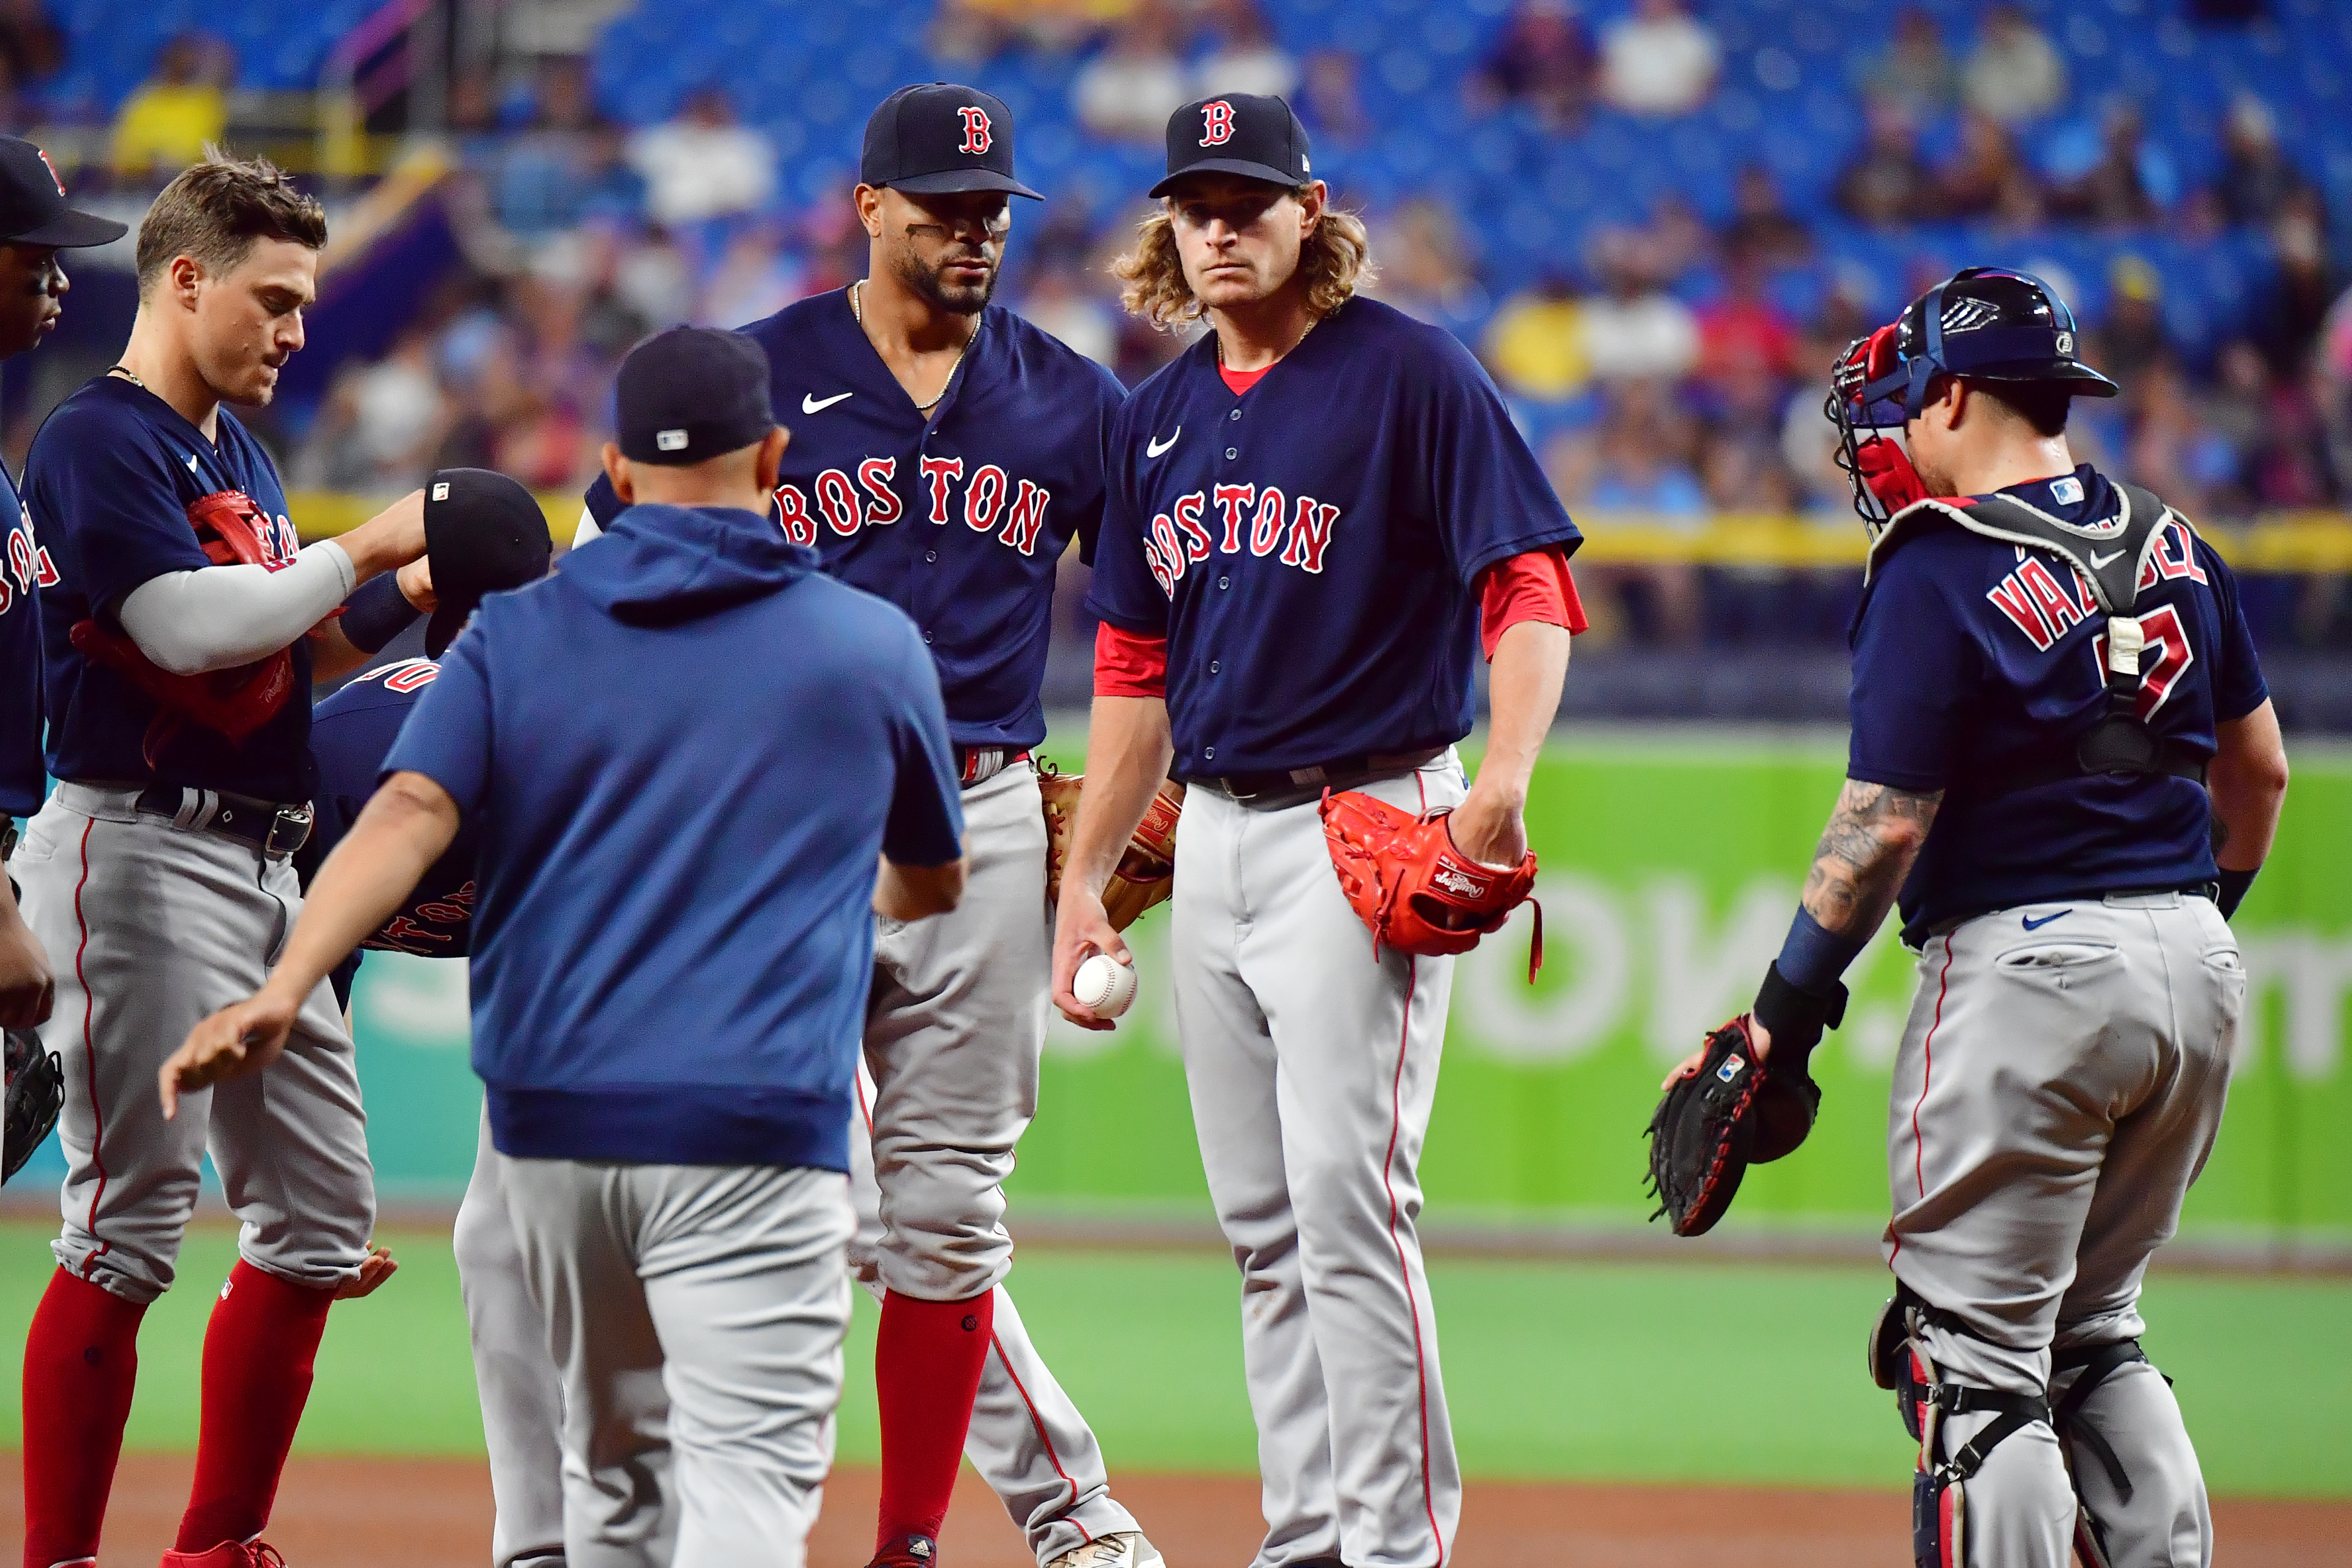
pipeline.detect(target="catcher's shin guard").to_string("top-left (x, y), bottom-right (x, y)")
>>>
top-left (2050, 1339), bottom-right (2159, 1568)
top-left (1869, 1292), bottom-right (2053, 1568)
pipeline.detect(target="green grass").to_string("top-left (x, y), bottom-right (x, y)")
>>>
top-left (1, 1223), bottom-right (2343, 1496)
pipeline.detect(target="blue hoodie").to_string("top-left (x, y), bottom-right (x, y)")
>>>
top-left (383, 502), bottom-right (964, 1169)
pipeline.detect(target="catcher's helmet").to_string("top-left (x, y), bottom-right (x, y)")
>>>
top-left (1827, 266), bottom-right (2119, 530)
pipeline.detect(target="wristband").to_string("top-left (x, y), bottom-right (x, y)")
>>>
top-left (1775, 905), bottom-right (1868, 996)
top-left (339, 572), bottom-right (422, 654)
top-left (1751, 962), bottom-right (1848, 1079)
top-left (2216, 866), bottom-right (2257, 919)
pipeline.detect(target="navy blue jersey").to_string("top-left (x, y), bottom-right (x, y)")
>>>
top-left (0, 464), bottom-right (52, 817)
top-left (28, 376), bottom-right (312, 801)
top-left (1849, 465), bottom-right (2268, 944)
top-left (298, 658), bottom-right (483, 1009)
top-left (1085, 296), bottom-right (1582, 776)
top-left (584, 289), bottom-right (1125, 751)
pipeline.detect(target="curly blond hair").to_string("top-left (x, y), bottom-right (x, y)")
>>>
top-left (1112, 189), bottom-right (1376, 329)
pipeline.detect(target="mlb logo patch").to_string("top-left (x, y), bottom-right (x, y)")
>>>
top-left (1716, 1055), bottom-right (1746, 1084)
top-left (431, 482), bottom-right (450, 501)
top-left (2050, 476), bottom-right (2083, 506)
top-left (657, 429), bottom-right (689, 451)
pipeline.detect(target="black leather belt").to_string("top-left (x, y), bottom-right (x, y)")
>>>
top-left (134, 785), bottom-right (314, 860)
top-left (1186, 749), bottom-right (1445, 807)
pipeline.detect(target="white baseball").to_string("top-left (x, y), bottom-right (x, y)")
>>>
top-left (1072, 953), bottom-right (1138, 1019)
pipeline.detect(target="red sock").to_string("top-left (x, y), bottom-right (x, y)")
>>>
top-left (873, 1288), bottom-right (994, 1556)
top-left (173, 1260), bottom-right (334, 1553)
top-left (22, 1267), bottom-right (147, 1568)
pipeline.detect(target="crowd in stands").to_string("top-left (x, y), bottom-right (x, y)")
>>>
top-left (1, 0), bottom-right (2349, 654)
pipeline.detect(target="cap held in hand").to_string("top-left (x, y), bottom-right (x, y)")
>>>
top-left (423, 468), bottom-right (553, 657)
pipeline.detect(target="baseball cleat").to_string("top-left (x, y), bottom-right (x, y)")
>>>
top-left (1044, 1533), bottom-right (1165, 1568)
top-left (158, 1542), bottom-right (288, 1568)
top-left (866, 1535), bottom-right (941, 1568)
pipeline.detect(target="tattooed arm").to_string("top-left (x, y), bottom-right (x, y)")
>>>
top-left (1800, 778), bottom-right (1944, 940)
top-left (1661, 777), bottom-right (1941, 1087)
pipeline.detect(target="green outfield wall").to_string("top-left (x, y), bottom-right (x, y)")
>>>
top-left (255, 733), bottom-right (2352, 1242)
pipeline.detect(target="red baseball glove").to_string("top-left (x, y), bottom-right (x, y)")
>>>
top-left (70, 490), bottom-right (298, 763)
top-left (1318, 788), bottom-right (1541, 977)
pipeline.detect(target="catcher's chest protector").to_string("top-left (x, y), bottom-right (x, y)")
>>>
top-left (1869, 483), bottom-right (2192, 784)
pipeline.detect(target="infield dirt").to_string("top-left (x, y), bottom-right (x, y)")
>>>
top-left (7, 1456), bottom-right (2346, 1566)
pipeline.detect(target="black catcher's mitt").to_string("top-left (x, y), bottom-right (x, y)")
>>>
top-left (4, 1026), bottom-right (63, 1184)
top-left (1644, 1015), bottom-right (1824, 1237)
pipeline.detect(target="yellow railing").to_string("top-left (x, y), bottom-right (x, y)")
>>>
top-left (286, 495), bottom-right (2352, 571)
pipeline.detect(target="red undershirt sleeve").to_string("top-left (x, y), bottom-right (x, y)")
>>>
top-left (1093, 620), bottom-right (1168, 698)
top-left (1476, 545), bottom-right (1589, 661)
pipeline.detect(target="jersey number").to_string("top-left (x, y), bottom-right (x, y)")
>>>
top-left (2092, 604), bottom-right (2193, 720)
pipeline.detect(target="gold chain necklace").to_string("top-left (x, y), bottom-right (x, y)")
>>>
top-left (852, 279), bottom-right (974, 414)
top-left (1214, 307), bottom-right (1320, 371)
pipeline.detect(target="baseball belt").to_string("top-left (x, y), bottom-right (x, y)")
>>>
top-left (133, 784), bottom-right (314, 860)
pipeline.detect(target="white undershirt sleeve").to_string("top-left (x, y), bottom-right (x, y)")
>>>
top-left (116, 541), bottom-right (358, 675)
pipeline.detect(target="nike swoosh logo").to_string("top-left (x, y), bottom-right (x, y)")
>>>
top-left (1147, 428), bottom-right (1180, 458)
top-left (2021, 910), bottom-right (2071, 930)
top-left (801, 392), bottom-right (853, 414)
top-left (186, 453), bottom-right (201, 471)
top-left (2089, 549), bottom-right (2122, 569)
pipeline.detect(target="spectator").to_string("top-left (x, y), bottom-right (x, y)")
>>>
top-left (110, 34), bottom-right (229, 180)
top-left (487, 57), bottom-right (642, 239)
top-left (2095, 254), bottom-right (2173, 389)
top-left (1467, 0), bottom-right (1595, 129)
top-left (1835, 98), bottom-right (1934, 225)
top-left (1695, 247), bottom-right (1798, 393)
top-left (1599, 0), bottom-right (1719, 116)
top-left (1196, 0), bottom-right (1297, 101)
top-left (1017, 261), bottom-right (1118, 366)
top-left (0, 0), bottom-right (63, 86)
top-left (1568, 382), bottom-right (1707, 643)
top-left (2216, 95), bottom-right (2309, 227)
top-left (1960, 5), bottom-right (2064, 126)
top-left (1871, 9), bottom-right (1954, 111)
top-left (1637, 194), bottom-right (1712, 282)
top-left (627, 87), bottom-right (777, 228)
top-left (1720, 165), bottom-right (1811, 266)
top-left (2048, 104), bottom-right (2163, 226)
top-left (699, 220), bottom-right (808, 328)
top-left (1932, 107), bottom-right (2041, 224)
top-left (1581, 231), bottom-right (1698, 383)
top-left (1074, 8), bottom-right (1191, 144)
top-left (2268, 186), bottom-right (2334, 368)
top-left (1298, 48), bottom-right (1370, 145)
top-left (614, 223), bottom-right (697, 328)
top-left (1369, 196), bottom-right (1483, 327)
top-left (1482, 275), bottom-right (1588, 402)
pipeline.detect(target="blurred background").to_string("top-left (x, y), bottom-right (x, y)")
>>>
top-left (5, 0), bottom-right (2352, 725)
top-left (2, 3), bottom-right (2350, 1547)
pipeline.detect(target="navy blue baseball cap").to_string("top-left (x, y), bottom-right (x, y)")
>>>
top-left (861, 82), bottom-right (1041, 200)
top-left (1151, 94), bottom-right (1313, 198)
top-left (423, 469), bottom-right (552, 657)
top-left (0, 137), bottom-right (124, 248)
top-left (615, 326), bottom-right (777, 467)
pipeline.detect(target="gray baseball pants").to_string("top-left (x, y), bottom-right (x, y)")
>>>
top-left (456, 1085), bottom-right (1141, 1568)
top-left (1173, 754), bottom-right (1469, 1568)
top-left (497, 1154), bottom-right (855, 1568)
top-left (1887, 891), bottom-right (2239, 1568)
top-left (17, 782), bottom-right (374, 1303)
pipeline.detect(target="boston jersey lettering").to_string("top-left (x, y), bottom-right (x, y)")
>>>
top-left (1088, 296), bottom-right (1581, 777)
top-left (586, 289), bottom-right (1125, 751)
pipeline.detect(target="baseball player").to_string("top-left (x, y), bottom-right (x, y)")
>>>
top-left (577, 84), bottom-right (1155, 1568)
top-left (167, 325), bottom-right (971, 1568)
top-left (1052, 95), bottom-right (1585, 1568)
top-left (1653, 268), bottom-right (2289, 1568)
top-left (298, 470), bottom-right (559, 1568)
top-left (15, 154), bottom-right (428, 1568)
top-left (0, 137), bottom-right (126, 1041)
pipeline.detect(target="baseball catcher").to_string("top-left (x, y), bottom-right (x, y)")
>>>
top-left (1648, 266), bottom-right (2287, 1568)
